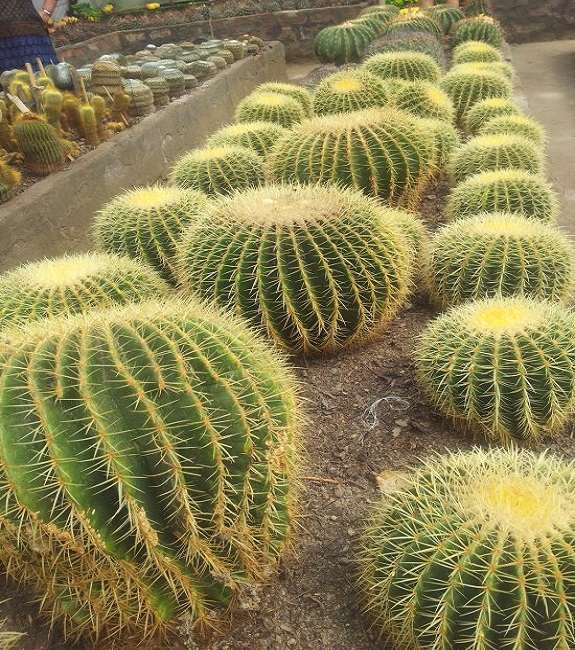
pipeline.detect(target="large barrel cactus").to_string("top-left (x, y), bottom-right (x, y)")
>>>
top-left (0, 298), bottom-right (300, 638)
top-left (360, 447), bottom-right (575, 650)
top-left (453, 15), bottom-right (504, 47)
top-left (312, 69), bottom-right (390, 116)
top-left (478, 114), bottom-right (548, 149)
top-left (452, 60), bottom-right (514, 81)
top-left (93, 185), bottom-right (209, 283)
top-left (382, 13), bottom-right (443, 39)
top-left (234, 92), bottom-right (306, 128)
top-left (250, 82), bottom-right (314, 116)
top-left (452, 39), bottom-right (504, 64)
top-left (427, 212), bottom-right (575, 307)
top-left (268, 108), bottom-right (436, 208)
top-left (364, 32), bottom-right (447, 70)
top-left (418, 117), bottom-right (460, 170)
top-left (175, 184), bottom-right (413, 355)
top-left (463, 97), bottom-right (523, 134)
top-left (446, 169), bottom-right (559, 222)
top-left (0, 253), bottom-right (170, 330)
top-left (415, 296), bottom-right (575, 442)
top-left (393, 81), bottom-right (455, 122)
top-left (313, 22), bottom-right (375, 65)
top-left (362, 51), bottom-right (441, 83)
top-left (425, 5), bottom-right (465, 32)
top-left (205, 121), bottom-right (288, 160)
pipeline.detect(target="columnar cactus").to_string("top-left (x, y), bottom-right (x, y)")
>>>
top-left (360, 447), bottom-right (575, 648)
top-left (363, 51), bottom-right (441, 83)
top-left (0, 159), bottom-right (21, 204)
top-left (251, 82), bottom-right (314, 116)
top-left (12, 114), bottom-right (65, 176)
top-left (93, 185), bottom-right (209, 283)
top-left (415, 297), bottom-right (575, 441)
top-left (478, 114), bottom-right (548, 148)
top-left (235, 92), bottom-right (306, 128)
top-left (206, 122), bottom-right (288, 160)
top-left (440, 67), bottom-right (511, 124)
top-left (175, 184), bottom-right (413, 355)
top-left (463, 97), bottom-right (523, 134)
top-left (0, 298), bottom-right (301, 638)
top-left (446, 169), bottom-right (559, 221)
top-left (453, 15), bottom-right (504, 47)
top-left (393, 81), bottom-right (455, 122)
top-left (427, 212), bottom-right (575, 308)
top-left (0, 253), bottom-right (170, 330)
top-left (267, 108), bottom-right (436, 208)
top-left (170, 145), bottom-right (265, 197)
top-left (313, 22), bottom-right (376, 65)
top-left (364, 32), bottom-right (447, 70)
top-left (452, 39), bottom-right (504, 64)
top-left (448, 134), bottom-right (543, 183)
top-left (312, 69), bottom-right (391, 116)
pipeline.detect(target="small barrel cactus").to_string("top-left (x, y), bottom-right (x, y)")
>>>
top-left (448, 133), bottom-right (544, 183)
top-left (0, 158), bottom-right (21, 204)
top-left (382, 13), bottom-right (443, 39)
top-left (362, 51), bottom-right (441, 83)
top-left (453, 15), bottom-right (504, 47)
top-left (446, 169), bottom-right (559, 222)
top-left (175, 184), bottom-right (413, 355)
top-left (159, 68), bottom-right (185, 97)
top-left (393, 81), bottom-right (455, 122)
top-left (360, 447), bottom-right (575, 648)
top-left (144, 76), bottom-right (170, 107)
top-left (205, 121), bottom-right (288, 160)
top-left (0, 298), bottom-right (301, 638)
top-left (312, 69), bottom-right (390, 116)
top-left (234, 92), bottom-right (306, 128)
top-left (478, 113), bottom-right (548, 148)
top-left (12, 114), bottom-right (65, 176)
top-left (123, 79), bottom-right (155, 117)
top-left (425, 5), bottom-right (464, 32)
top-left (93, 185), bottom-right (209, 283)
top-left (440, 67), bottom-right (511, 124)
top-left (313, 21), bottom-right (375, 65)
top-left (251, 82), bottom-right (314, 116)
top-left (364, 32), bottom-right (447, 70)
top-left (452, 59), bottom-right (514, 81)
top-left (0, 252), bottom-right (170, 330)
top-left (416, 296), bottom-right (575, 441)
top-left (359, 5), bottom-right (399, 25)
top-left (170, 145), bottom-right (265, 197)
top-left (418, 117), bottom-right (460, 170)
top-left (463, 96), bottom-right (523, 134)
top-left (427, 212), bottom-right (575, 307)
top-left (452, 39), bottom-right (504, 64)
top-left (267, 108), bottom-right (436, 208)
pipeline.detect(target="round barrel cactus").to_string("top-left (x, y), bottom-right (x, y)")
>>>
top-left (360, 447), bottom-right (575, 649)
top-left (453, 15), bottom-right (504, 47)
top-left (205, 121), bottom-right (288, 160)
top-left (448, 133), bottom-right (543, 183)
top-left (478, 114), bottom-right (548, 149)
top-left (312, 69), bottom-right (390, 116)
top-left (452, 60), bottom-right (514, 81)
top-left (452, 39), bottom-right (504, 64)
top-left (93, 185), bottom-right (209, 283)
top-left (362, 51), bottom-right (441, 83)
top-left (440, 67), bottom-right (511, 124)
top-left (382, 13), bottom-right (443, 39)
top-left (364, 32), bottom-right (447, 70)
top-left (313, 22), bottom-right (375, 65)
top-left (234, 91), bottom-right (306, 128)
top-left (359, 5), bottom-right (399, 25)
top-left (463, 96), bottom-right (523, 134)
top-left (251, 82), bottom-right (314, 116)
top-left (0, 252), bottom-right (170, 330)
top-left (425, 5), bottom-right (464, 32)
top-left (13, 114), bottom-right (65, 176)
top-left (427, 212), bottom-right (575, 307)
top-left (418, 117), bottom-right (460, 170)
top-left (416, 296), bottom-right (575, 441)
top-left (446, 169), bottom-right (559, 222)
top-left (268, 108), bottom-right (436, 208)
top-left (393, 81), bottom-right (455, 122)
top-left (0, 298), bottom-right (300, 638)
top-left (170, 145), bottom-right (265, 197)
top-left (175, 184), bottom-right (413, 355)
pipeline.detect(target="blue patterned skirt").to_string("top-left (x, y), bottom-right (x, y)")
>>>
top-left (0, 34), bottom-right (58, 75)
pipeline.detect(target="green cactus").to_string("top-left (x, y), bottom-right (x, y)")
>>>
top-left (170, 145), bottom-right (265, 197)
top-left (463, 0), bottom-right (492, 15)
top-left (453, 15), bottom-right (504, 47)
top-left (349, 16), bottom-right (383, 40)
top-left (80, 105), bottom-right (100, 147)
top-left (478, 114), bottom-right (548, 149)
top-left (312, 69), bottom-right (390, 116)
top-left (41, 89), bottom-right (64, 136)
top-left (463, 97), bottom-right (523, 134)
top-left (416, 296), bottom-right (575, 441)
top-left (393, 81), bottom-right (455, 122)
top-left (427, 212), bottom-right (575, 308)
top-left (205, 121), bottom-right (288, 160)
top-left (123, 79), bottom-right (155, 117)
top-left (63, 93), bottom-right (83, 136)
top-left (90, 94), bottom-right (110, 142)
top-left (186, 60), bottom-right (217, 79)
top-left (159, 68), bottom-right (185, 98)
top-left (452, 60), bottom-right (514, 81)
top-left (425, 5), bottom-right (465, 32)
top-left (0, 158), bottom-right (21, 200)
top-left (382, 13), bottom-right (442, 38)
top-left (12, 114), bottom-right (65, 176)
top-left (144, 77), bottom-right (170, 107)
top-left (386, 209), bottom-right (429, 267)
top-left (360, 447), bottom-right (575, 649)
top-left (440, 67), bottom-right (511, 124)
top-left (0, 252), bottom-right (170, 330)
top-left (93, 185), bottom-right (209, 283)
top-left (268, 108), bottom-right (436, 208)
top-left (175, 184), bottom-right (412, 355)
top-left (446, 169), bottom-right (558, 222)
top-left (235, 92), bottom-right (306, 128)
top-left (250, 82), bottom-right (314, 116)
top-left (362, 51), bottom-right (441, 83)
top-left (0, 297), bottom-right (300, 638)
top-left (448, 133), bottom-right (543, 183)
top-left (452, 39), bottom-right (504, 64)
top-left (222, 40), bottom-right (247, 60)
top-left (364, 32), bottom-right (447, 70)
top-left (417, 117), bottom-right (460, 171)
top-left (358, 5), bottom-right (399, 26)
top-left (90, 60), bottom-right (123, 96)
top-left (313, 21), bottom-right (376, 66)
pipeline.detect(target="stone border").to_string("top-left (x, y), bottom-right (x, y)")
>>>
top-left (0, 42), bottom-right (287, 272)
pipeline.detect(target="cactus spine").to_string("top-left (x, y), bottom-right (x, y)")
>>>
top-left (12, 114), bottom-right (65, 176)
top-left (250, 82), bottom-right (314, 116)
top-left (313, 22), bottom-right (376, 65)
top-left (364, 32), bottom-right (447, 70)
top-left (452, 40), bottom-right (504, 64)
top-left (393, 81), bottom-right (455, 122)
top-left (382, 13), bottom-right (443, 39)
top-left (463, 97), bottom-right (523, 134)
top-left (205, 122), bottom-right (288, 160)
top-left (235, 92), bottom-right (306, 128)
top-left (312, 69), bottom-right (391, 116)
top-left (478, 114), bottom-right (548, 149)
top-left (363, 51), bottom-right (441, 83)
top-left (453, 15), bottom-right (504, 47)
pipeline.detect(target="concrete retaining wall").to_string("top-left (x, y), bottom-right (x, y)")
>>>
top-left (0, 42), bottom-right (287, 272)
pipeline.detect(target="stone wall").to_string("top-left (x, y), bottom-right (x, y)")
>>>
top-left (491, 0), bottom-right (575, 43)
top-left (57, 4), bottom-right (367, 65)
